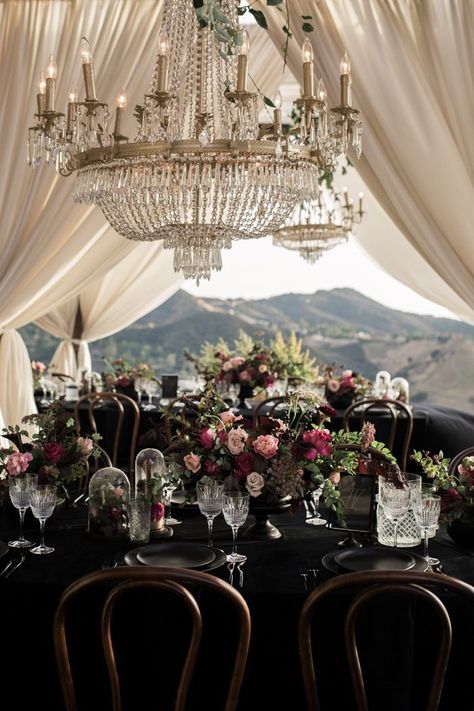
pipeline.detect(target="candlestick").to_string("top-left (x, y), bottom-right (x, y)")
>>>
top-left (358, 192), bottom-right (364, 213)
top-left (340, 52), bottom-right (351, 106)
top-left (113, 89), bottom-right (127, 137)
top-left (37, 73), bottom-right (46, 115)
top-left (343, 187), bottom-right (350, 207)
top-left (45, 54), bottom-right (57, 112)
top-left (302, 38), bottom-right (314, 97)
top-left (273, 90), bottom-right (282, 135)
top-left (66, 89), bottom-right (78, 134)
top-left (81, 37), bottom-right (97, 101)
top-left (236, 29), bottom-right (249, 93)
top-left (157, 33), bottom-right (169, 93)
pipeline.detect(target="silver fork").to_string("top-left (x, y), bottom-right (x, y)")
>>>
top-left (237, 561), bottom-right (245, 588)
top-left (227, 560), bottom-right (235, 586)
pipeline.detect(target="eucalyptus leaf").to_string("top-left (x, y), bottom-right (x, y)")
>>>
top-left (249, 8), bottom-right (268, 29)
top-left (266, 0), bottom-right (283, 4)
top-left (302, 22), bottom-right (314, 32)
top-left (263, 95), bottom-right (276, 108)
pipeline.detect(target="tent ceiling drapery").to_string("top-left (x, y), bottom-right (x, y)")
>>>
top-left (258, 0), bottom-right (474, 323)
top-left (0, 0), bottom-right (473, 427)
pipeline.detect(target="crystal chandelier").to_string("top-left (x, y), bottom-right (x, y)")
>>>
top-left (272, 187), bottom-right (364, 264)
top-left (27, 1), bottom-right (363, 283)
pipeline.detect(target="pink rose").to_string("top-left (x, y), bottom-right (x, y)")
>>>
top-left (303, 429), bottom-right (333, 456)
top-left (183, 452), bottom-right (201, 474)
top-left (230, 357), bottom-right (245, 368)
top-left (253, 434), bottom-right (279, 459)
top-left (204, 459), bottom-right (221, 476)
top-left (199, 428), bottom-right (214, 450)
top-left (77, 437), bottom-right (94, 457)
top-left (327, 379), bottom-right (340, 393)
top-left (303, 448), bottom-right (318, 462)
top-left (43, 442), bottom-right (65, 464)
top-left (245, 472), bottom-right (265, 498)
top-left (258, 364), bottom-right (268, 373)
top-left (5, 451), bottom-right (33, 476)
top-left (235, 452), bottom-right (255, 477)
top-left (239, 370), bottom-right (251, 383)
top-left (329, 470), bottom-right (341, 485)
top-left (227, 427), bottom-right (249, 455)
top-left (218, 411), bottom-right (243, 429)
top-left (31, 360), bottom-right (46, 373)
top-left (222, 361), bottom-right (233, 372)
top-left (342, 370), bottom-right (353, 379)
top-left (340, 376), bottom-right (355, 389)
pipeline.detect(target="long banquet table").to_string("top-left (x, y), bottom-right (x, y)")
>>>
top-left (2, 501), bottom-right (474, 711)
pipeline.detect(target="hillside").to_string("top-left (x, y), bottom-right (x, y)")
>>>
top-left (20, 288), bottom-right (474, 410)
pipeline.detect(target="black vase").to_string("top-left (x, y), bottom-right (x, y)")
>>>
top-left (244, 495), bottom-right (292, 541)
top-left (447, 519), bottom-right (474, 550)
top-left (237, 384), bottom-right (255, 411)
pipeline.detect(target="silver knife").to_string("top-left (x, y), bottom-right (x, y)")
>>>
top-left (4, 554), bottom-right (25, 579)
top-left (0, 557), bottom-right (17, 579)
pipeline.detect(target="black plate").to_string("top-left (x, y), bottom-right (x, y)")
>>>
top-left (136, 542), bottom-right (215, 568)
top-left (0, 541), bottom-right (8, 558)
top-left (150, 526), bottom-right (174, 540)
top-left (323, 548), bottom-right (428, 575)
top-left (334, 547), bottom-right (416, 572)
top-left (125, 543), bottom-right (226, 572)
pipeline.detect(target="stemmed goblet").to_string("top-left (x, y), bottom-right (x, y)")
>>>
top-left (222, 491), bottom-right (249, 563)
top-left (196, 480), bottom-right (224, 548)
top-left (8, 474), bottom-right (38, 548)
top-left (413, 494), bottom-right (441, 570)
top-left (305, 485), bottom-right (327, 526)
top-left (379, 479), bottom-right (410, 549)
top-left (29, 484), bottom-right (57, 555)
top-left (162, 465), bottom-right (182, 526)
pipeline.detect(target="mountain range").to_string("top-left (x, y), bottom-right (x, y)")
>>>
top-left (20, 288), bottom-right (474, 410)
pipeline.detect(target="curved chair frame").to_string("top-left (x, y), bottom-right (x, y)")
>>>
top-left (448, 446), bottom-right (474, 476)
top-left (74, 392), bottom-right (140, 479)
top-left (343, 398), bottom-right (413, 471)
top-left (54, 566), bottom-right (251, 711)
top-left (299, 570), bottom-right (474, 711)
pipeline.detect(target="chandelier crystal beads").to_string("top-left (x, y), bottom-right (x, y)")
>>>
top-left (28, 1), bottom-right (363, 283)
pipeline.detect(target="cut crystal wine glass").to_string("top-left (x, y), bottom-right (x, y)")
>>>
top-left (413, 494), bottom-right (441, 569)
top-left (305, 485), bottom-right (327, 526)
top-left (29, 484), bottom-right (57, 555)
top-left (222, 491), bottom-right (249, 563)
top-left (197, 480), bottom-right (224, 548)
top-left (8, 474), bottom-right (38, 548)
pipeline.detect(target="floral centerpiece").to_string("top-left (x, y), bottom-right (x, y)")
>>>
top-left (164, 382), bottom-right (391, 525)
top-left (315, 365), bottom-right (372, 408)
top-left (31, 360), bottom-right (47, 389)
top-left (102, 357), bottom-right (156, 396)
top-left (0, 402), bottom-right (101, 505)
top-left (411, 450), bottom-right (474, 526)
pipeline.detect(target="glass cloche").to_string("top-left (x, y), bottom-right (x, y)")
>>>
top-left (88, 467), bottom-right (130, 537)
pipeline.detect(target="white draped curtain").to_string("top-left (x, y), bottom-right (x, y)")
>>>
top-left (0, 0), bottom-right (184, 426)
top-left (258, 0), bottom-right (474, 323)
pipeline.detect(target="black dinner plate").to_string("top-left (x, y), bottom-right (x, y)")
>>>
top-left (323, 547), bottom-right (428, 575)
top-left (125, 543), bottom-right (226, 572)
top-left (334, 547), bottom-right (416, 572)
top-left (0, 541), bottom-right (8, 558)
top-left (136, 542), bottom-right (215, 568)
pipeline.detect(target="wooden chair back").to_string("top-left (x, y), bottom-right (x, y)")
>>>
top-left (68, 444), bottom-right (112, 504)
top-left (54, 567), bottom-right (251, 711)
top-left (448, 446), bottom-right (474, 476)
top-left (299, 570), bottom-right (474, 711)
top-left (74, 393), bottom-right (140, 479)
top-left (342, 398), bottom-right (413, 471)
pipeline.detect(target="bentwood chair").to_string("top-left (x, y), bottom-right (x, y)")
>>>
top-left (448, 446), bottom-right (474, 476)
top-left (343, 398), bottom-right (413, 472)
top-left (298, 570), bottom-right (474, 711)
top-left (67, 444), bottom-right (112, 504)
top-left (74, 393), bottom-right (140, 481)
top-left (54, 567), bottom-right (251, 711)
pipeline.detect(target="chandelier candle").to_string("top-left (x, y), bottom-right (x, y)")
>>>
top-left (113, 90), bottom-right (127, 140)
top-left (302, 38), bottom-right (314, 97)
top-left (45, 54), bottom-right (57, 112)
top-left (66, 90), bottom-right (77, 135)
top-left (340, 53), bottom-right (351, 106)
top-left (81, 37), bottom-right (97, 101)
top-left (236, 29), bottom-right (249, 93)
top-left (156, 33), bottom-right (169, 93)
top-left (273, 90), bottom-right (282, 136)
top-left (37, 73), bottom-right (46, 116)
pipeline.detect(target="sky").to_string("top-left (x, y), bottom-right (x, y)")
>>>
top-left (183, 236), bottom-right (455, 319)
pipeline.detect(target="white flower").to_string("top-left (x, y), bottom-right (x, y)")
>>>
top-left (245, 472), bottom-right (265, 498)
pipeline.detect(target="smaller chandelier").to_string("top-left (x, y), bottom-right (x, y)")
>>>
top-left (272, 187), bottom-right (364, 264)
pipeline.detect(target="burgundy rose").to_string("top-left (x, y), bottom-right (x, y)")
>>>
top-left (115, 376), bottom-right (131, 388)
top-left (302, 447), bottom-right (318, 461)
top-left (199, 428), bottom-right (214, 450)
top-left (43, 442), bottom-right (65, 464)
top-left (320, 403), bottom-right (337, 418)
top-left (204, 459), bottom-right (221, 476)
top-left (302, 429), bottom-right (333, 456)
top-left (235, 452), bottom-right (255, 476)
top-left (151, 502), bottom-right (165, 522)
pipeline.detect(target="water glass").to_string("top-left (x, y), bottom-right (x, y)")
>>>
top-left (305, 485), bottom-right (327, 526)
top-left (8, 474), bottom-right (38, 548)
top-left (379, 479), bottom-right (410, 548)
top-left (29, 484), bottom-right (57, 555)
top-left (413, 494), bottom-right (441, 568)
top-left (197, 480), bottom-right (224, 548)
top-left (222, 491), bottom-right (249, 563)
top-left (128, 495), bottom-right (151, 543)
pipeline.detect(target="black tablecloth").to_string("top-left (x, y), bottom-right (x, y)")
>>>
top-left (1, 503), bottom-right (473, 711)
